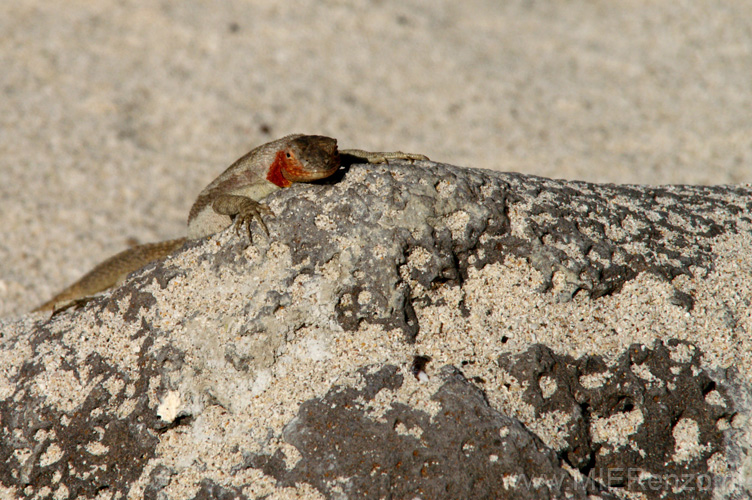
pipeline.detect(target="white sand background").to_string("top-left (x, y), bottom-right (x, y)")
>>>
top-left (1, 0), bottom-right (751, 316)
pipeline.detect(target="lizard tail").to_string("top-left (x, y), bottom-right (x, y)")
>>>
top-left (33, 237), bottom-right (187, 313)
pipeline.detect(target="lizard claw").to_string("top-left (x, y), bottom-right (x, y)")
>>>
top-left (213, 194), bottom-right (274, 243)
top-left (233, 202), bottom-right (272, 243)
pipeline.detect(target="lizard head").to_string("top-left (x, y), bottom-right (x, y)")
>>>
top-left (267, 135), bottom-right (341, 187)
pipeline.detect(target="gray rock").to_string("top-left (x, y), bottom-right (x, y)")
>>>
top-left (1, 161), bottom-right (751, 499)
top-left (498, 341), bottom-right (735, 499)
top-left (245, 364), bottom-right (612, 499)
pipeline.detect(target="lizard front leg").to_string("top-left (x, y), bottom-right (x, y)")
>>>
top-left (340, 149), bottom-right (429, 164)
top-left (211, 194), bottom-right (274, 242)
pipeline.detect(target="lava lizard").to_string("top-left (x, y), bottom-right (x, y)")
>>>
top-left (35, 134), bottom-right (428, 312)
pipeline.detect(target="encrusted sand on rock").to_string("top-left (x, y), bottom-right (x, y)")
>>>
top-left (2, 161), bottom-right (751, 498)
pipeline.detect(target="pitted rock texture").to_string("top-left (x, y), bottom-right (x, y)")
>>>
top-left (0, 324), bottom-right (163, 498)
top-left (245, 364), bottom-right (615, 499)
top-left (278, 163), bottom-right (752, 338)
top-left (2, 161), bottom-right (752, 499)
top-left (498, 341), bottom-right (734, 500)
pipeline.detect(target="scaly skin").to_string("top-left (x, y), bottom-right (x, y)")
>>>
top-left (35, 134), bottom-right (428, 312)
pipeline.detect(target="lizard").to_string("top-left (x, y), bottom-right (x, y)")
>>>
top-left (34, 134), bottom-right (428, 312)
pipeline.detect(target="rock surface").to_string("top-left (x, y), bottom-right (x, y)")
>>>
top-left (2, 161), bottom-right (752, 499)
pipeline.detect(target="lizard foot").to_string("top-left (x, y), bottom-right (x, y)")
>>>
top-left (232, 201), bottom-right (274, 243)
top-left (212, 194), bottom-right (274, 243)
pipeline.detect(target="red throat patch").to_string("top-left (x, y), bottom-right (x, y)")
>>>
top-left (266, 151), bottom-right (294, 188)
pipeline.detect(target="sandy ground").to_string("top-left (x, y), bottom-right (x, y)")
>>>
top-left (2, 0), bottom-right (751, 317)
